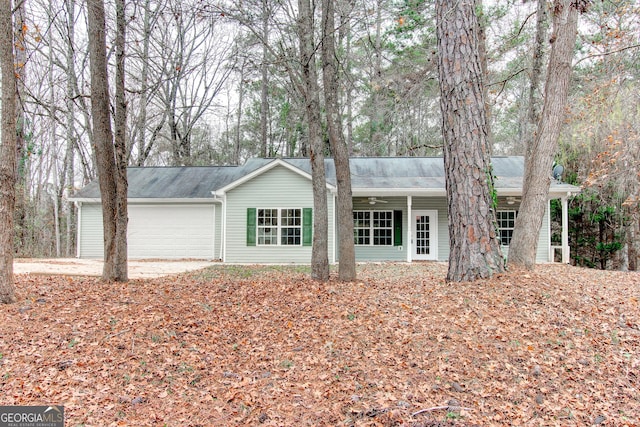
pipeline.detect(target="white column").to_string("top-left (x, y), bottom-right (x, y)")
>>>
top-left (407, 195), bottom-right (412, 262)
top-left (562, 196), bottom-right (569, 263)
top-left (332, 192), bottom-right (337, 264)
top-left (222, 194), bottom-right (227, 262)
top-left (76, 202), bottom-right (82, 258)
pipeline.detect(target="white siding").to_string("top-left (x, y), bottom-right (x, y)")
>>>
top-left (225, 166), bottom-right (333, 263)
top-left (537, 201), bottom-right (551, 263)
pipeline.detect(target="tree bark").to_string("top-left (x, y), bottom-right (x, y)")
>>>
top-left (64, 0), bottom-right (76, 256)
top-left (13, 0), bottom-right (27, 256)
top-left (522, 0), bottom-right (549, 157)
top-left (0, 0), bottom-right (18, 303)
top-left (114, 0), bottom-right (128, 280)
top-left (87, 0), bottom-right (126, 282)
top-left (322, 0), bottom-right (356, 281)
top-left (508, 0), bottom-right (582, 270)
top-left (260, 0), bottom-right (269, 158)
top-left (436, 0), bottom-right (505, 282)
top-left (299, 0), bottom-right (329, 282)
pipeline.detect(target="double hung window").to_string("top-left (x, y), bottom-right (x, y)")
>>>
top-left (496, 210), bottom-right (516, 246)
top-left (257, 208), bottom-right (301, 246)
top-left (353, 210), bottom-right (393, 246)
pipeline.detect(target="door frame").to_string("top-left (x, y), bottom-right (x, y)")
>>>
top-left (412, 209), bottom-right (438, 261)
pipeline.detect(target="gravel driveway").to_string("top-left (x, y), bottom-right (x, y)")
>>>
top-left (13, 258), bottom-right (217, 279)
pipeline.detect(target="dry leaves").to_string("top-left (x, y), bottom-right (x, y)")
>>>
top-left (1, 263), bottom-right (639, 426)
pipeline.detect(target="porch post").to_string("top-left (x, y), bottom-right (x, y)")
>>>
top-left (76, 202), bottom-right (82, 258)
top-left (561, 195), bottom-right (569, 263)
top-left (407, 195), bottom-right (412, 262)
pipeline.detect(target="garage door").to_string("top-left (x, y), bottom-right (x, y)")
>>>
top-left (127, 204), bottom-right (215, 259)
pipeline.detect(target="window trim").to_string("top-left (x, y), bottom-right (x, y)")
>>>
top-left (256, 207), bottom-right (303, 247)
top-left (353, 210), bottom-right (394, 246)
top-left (497, 210), bottom-right (517, 246)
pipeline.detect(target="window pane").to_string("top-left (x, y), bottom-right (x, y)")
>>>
top-left (281, 208), bottom-right (302, 245)
top-left (497, 210), bottom-right (516, 246)
top-left (257, 209), bottom-right (279, 245)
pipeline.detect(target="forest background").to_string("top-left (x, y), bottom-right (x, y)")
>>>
top-left (4, 0), bottom-right (640, 270)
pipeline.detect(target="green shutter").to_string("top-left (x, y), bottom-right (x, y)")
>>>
top-left (246, 208), bottom-right (256, 246)
top-left (394, 210), bottom-right (403, 246)
top-left (302, 208), bottom-right (313, 246)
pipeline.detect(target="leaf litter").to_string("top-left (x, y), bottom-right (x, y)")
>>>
top-left (0, 263), bottom-right (638, 426)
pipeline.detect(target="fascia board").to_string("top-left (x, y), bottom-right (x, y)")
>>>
top-left (67, 197), bottom-right (218, 204)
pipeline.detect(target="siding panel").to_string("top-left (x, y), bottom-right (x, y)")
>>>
top-left (225, 166), bottom-right (333, 263)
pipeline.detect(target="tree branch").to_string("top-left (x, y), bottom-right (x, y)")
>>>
top-left (574, 43), bottom-right (640, 66)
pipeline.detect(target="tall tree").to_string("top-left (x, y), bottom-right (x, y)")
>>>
top-left (436, 0), bottom-right (505, 282)
top-left (0, 0), bottom-right (18, 303)
top-left (114, 0), bottom-right (128, 278)
top-left (87, 0), bottom-right (127, 281)
top-left (259, 0), bottom-right (270, 157)
top-left (322, 0), bottom-right (356, 281)
top-left (299, 0), bottom-right (329, 281)
top-left (64, 0), bottom-right (77, 256)
top-left (13, 0), bottom-right (27, 255)
top-left (508, 0), bottom-right (587, 269)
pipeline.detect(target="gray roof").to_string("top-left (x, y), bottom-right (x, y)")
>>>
top-left (70, 156), bottom-right (580, 200)
top-left (71, 166), bottom-right (244, 199)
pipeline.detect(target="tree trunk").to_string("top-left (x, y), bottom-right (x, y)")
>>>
top-left (135, 0), bottom-right (152, 166)
top-left (87, 0), bottom-right (126, 282)
top-left (0, 0), bottom-right (18, 303)
top-left (13, 0), bottom-right (27, 256)
top-left (260, 0), bottom-right (269, 157)
top-left (235, 57), bottom-right (246, 165)
top-left (114, 0), bottom-right (128, 280)
top-left (65, 0), bottom-right (76, 256)
top-left (523, 0), bottom-right (549, 157)
top-left (508, 0), bottom-right (582, 270)
top-left (299, 0), bottom-right (329, 282)
top-left (435, 0), bottom-right (505, 282)
top-left (322, 0), bottom-right (356, 281)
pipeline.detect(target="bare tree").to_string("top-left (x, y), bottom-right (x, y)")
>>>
top-left (322, 0), bottom-right (356, 281)
top-left (64, 0), bottom-right (77, 256)
top-left (114, 0), bottom-right (128, 278)
top-left (436, 0), bottom-right (505, 282)
top-left (298, 0), bottom-right (329, 281)
top-left (508, 0), bottom-right (586, 269)
top-left (0, 0), bottom-right (18, 303)
top-left (87, 0), bottom-right (127, 281)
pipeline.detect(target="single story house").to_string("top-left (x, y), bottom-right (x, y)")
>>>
top-left (69, 156), bottom-right (581, 264)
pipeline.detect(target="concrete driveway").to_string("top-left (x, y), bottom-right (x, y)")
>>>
top-left (13, 258), bottom-right (218, 279)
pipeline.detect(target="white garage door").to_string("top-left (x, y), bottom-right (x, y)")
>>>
top-left (127, 204), bottom-right (215, 259)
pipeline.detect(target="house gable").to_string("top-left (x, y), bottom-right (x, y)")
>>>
top-left (223, 163), bottom-right (335, 263)
top-left (215, 158), bottom-right (336, 196)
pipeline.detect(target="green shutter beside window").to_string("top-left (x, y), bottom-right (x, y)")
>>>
top-left (394, 210), bottom-right (402, 246)
top-left (303, 208), bottom-right (313, 246)
top-left (246, 208), bottom-right (256, 246)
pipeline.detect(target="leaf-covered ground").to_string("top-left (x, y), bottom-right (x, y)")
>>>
top-left (1, 263), bottom-right (639, 426)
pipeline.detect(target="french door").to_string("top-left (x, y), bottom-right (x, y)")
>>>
top-left (413, 210), bottom-right (438, 260)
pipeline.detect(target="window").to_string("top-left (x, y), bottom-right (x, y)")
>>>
top-left (256, 208), bottom-right (301, 246)
top-left (280, 208), bottom-right (302, 245)
top-left (257, 208), bottom-right (279, 245)
top-left (497, 210), bottom-right (516, 246)
top-left (353, 210), bottom-right (393, 246)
